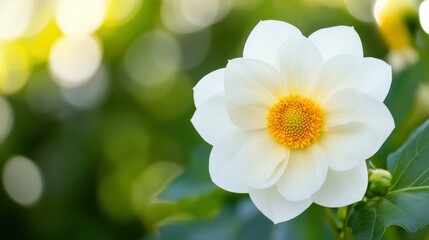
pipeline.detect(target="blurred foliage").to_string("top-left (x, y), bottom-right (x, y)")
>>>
top-left (1, 0), bottom-right (429, 239)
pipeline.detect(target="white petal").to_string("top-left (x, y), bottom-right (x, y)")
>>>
top-left (191, 93), bottom-right (238, 145)
top-left (209, 131), bottom-right (251, 193)
top-left (193, 68), bottom-right (225, 108)
top-left (225, 58), bottom-right (286, 108)
top-left (354, 93), bottom-right (395, 155)
top-left (324, 90), bottom-right (394, 156)
top-left (277, 35), bottom-right (323, 95)
top-left (323, 89), bottom-right (360, 126)
top-left (227, 102), bottom-right (267, 130)
top-left (249, 187), bottom-right (312, 224)
top-left (313, 56), bottom-right (392, 102)
top-left (276, 146), bottom-right (328, 201)
top-left (312, 55), bottom-right (364, 102)
top-left (308, 26), bottom-right (363, 61)
top-left (312, 162), bottom-right (368, 207)
top-left (235, 131), bottom-right (289, 188)
top-left (361, 58), bottom-right (392, 102)
top-left (255, 159), bottom-right (289, 189)
top-left (243, 20), bottom-right (302, 67)
top-left (319, 123), bottom-right (373, 171)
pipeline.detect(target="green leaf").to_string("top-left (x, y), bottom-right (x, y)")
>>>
top-left (132, 161), bottom-right (185, 231)
top-left (132, 157), bottom-right (224, 232)
top-left (348, 119), bottom-right (429, 240)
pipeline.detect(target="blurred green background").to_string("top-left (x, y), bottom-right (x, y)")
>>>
top-left (1, 0), bottom-right (429, 239)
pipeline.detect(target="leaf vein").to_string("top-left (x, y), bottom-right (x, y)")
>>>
top-left (389, 186), bottom-right (429, 195)
top-left (391, 140), bottom-right (429, 189)
top-left (407, 167), bottom-right (429, 188)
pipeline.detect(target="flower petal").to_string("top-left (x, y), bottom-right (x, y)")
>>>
top-left (256, 158), bottom-right (289, 189)
top-left (209, 131), bottom-right (251, 193)
top-left (249, 187), bottom-right (312, 224)
top-left (191, 92), bottom-right (238, 145)
top-left (308, 26), bottom-right (363, 61)
top-left (193, 68), bottom-right (225, 108)
top-left (324, 90), bottom-right (394, 156)
top-left (353, 93), bottom-right (395, 155)
top-left (225, 58), bottom-right (286, 108)
top-left (361, 58), bottom-right (392, 102)
top-left (277, 35), bottom-right (323, 95)
top-left (323, 89), bottom-right (360, 127)
top-left (276, 146), bottom-right (328, 201)
top-left (312, 55), bottom-right (363, 102)
top-left (319, 122), bottom-right (373, 171)
top-left (243, 20), bottom-right (302, 67)
top-left (312, 56), bottom-right (392, 102)
top-left (235, 131), bottom-right (289, 188)
top-left (312, 162), bottom-right (368, 207)
top-left (227, 102), bottom-right (268, 130)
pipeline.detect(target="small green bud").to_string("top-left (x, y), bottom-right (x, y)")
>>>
top-left (366, 169), bottom-right (392, 198)
top-left (369, 169), bottom-right (392, 182)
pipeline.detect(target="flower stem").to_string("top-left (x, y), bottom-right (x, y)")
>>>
top-left (368, 160), bottom-right (377, 169)
top-left (340, 206), bottom-right (353, 240)
top-left (324, 208), bottom-right (342, 240)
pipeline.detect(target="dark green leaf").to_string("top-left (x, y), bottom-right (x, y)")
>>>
top-left (348, 119), bottom-right (429, 240)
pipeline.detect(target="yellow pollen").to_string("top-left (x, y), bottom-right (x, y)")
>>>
top-left (266, 95), bottom-right (324, 149)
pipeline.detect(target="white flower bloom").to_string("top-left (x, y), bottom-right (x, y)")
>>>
top-left (191, 20), bottom-right (395, 223)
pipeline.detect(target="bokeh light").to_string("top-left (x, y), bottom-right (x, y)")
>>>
top-left (373, 0), bottom-right (389, 25)
top-left (420, 0), bottom-right (429, 34)
top-left (25, 22), bottom-right (62, 63)
top-left (123, 30), bottom-right (180, 87)
top-left (0, 0), bottom-right (34, 40)
top-left (161, 0), bottom-right (231, 34)
top-left (387, 48), bottom-right (418, 71)
top-left (344, 0), bottom-right (374, 22)
top-left (181, 0), bottom-right (220, 27)
top-left (24, 0), bottom-right (55, 37)
top-left (2, 156), bottom-right (44, 206)
top-left (104, 0), bottom-right (143, 27)
top-left (55, 0), bottom-right (106, 36)
top-left (0, 97), bottom-right (13, 144)
top-left (61, 66), bottom-right (109, 109)
top-left (49, 35), bottom-right (102, 88)
top-left (0, 42), bottom-right (32, 94)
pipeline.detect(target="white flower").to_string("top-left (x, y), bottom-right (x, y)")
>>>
top-left (191, 20), bottom-right (395, 223)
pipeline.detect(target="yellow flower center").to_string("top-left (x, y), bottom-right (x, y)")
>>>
top-left (266, 95), bottom-right (324, 149)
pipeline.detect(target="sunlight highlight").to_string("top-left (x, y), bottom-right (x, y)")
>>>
top-left (0, 0), bottom-right (34, 40)
top-left (420, 0), bottom-right (429, 34)
top-left (2, 156), bottom-right (44, 207)
top-left (49, 35), bottom-right (102, 88)
top-left (56, 0), bottom-right (106, 36)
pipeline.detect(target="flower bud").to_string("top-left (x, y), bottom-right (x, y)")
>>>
top-left (366, 169), bottom-right (392, 198)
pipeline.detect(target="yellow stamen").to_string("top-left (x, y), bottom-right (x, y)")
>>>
top-left (267, 95), bottom-right (324, 149)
